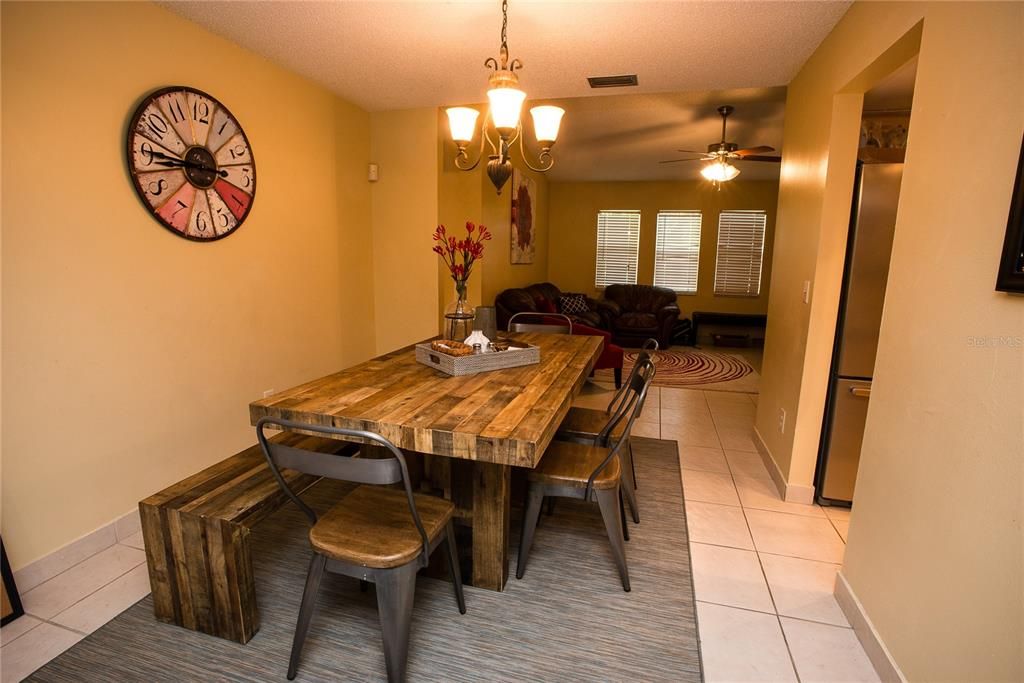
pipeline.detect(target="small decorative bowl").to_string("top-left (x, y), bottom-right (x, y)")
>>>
top-left (490, 340), bottom-right (511, 352)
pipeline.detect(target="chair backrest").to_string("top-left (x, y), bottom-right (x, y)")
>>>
top-left (605, 338), bottom-right (659, 415)
top-left (507, 312), bottom-right (573, 334)
top-left (256, 417), bottom-right (430, 561)
top-left (587, 357), bottom-right (656, 498)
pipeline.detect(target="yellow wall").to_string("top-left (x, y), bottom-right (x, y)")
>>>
top-left (479, 156), bottom-right (550, 306)
top-left (369, 108), bottom-right (440, 353)
top-left (0, 1), bottom-right (375, 569)
top-left (436, 122), bottom-right (551, 317)
top-left (758, 2), bottom-right (1023, 680)
top-left (437, 116), bottom-right (484, 323)
top-left (547, 181), bottom-right (779, 316)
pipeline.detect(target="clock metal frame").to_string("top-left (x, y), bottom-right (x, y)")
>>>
top-left (126, 85), bottom-right (256, 242)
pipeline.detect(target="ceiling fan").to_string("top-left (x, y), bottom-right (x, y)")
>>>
top-left (660, 105), bottom-right (781, 184)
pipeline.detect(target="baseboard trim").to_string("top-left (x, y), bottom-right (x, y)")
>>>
top-left (13, 508), bottom-right (142, 592)
top-left (752, 427), bottom-right (816, 505)
top-left (834, 571), bottom-right (907, 683)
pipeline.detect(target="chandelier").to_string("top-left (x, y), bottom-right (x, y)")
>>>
top-left (445, 0), bottom-right (565, 194)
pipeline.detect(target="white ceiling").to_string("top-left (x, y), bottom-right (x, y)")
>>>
top-left (538, 87), bottom-right (787, 181)
top-left (163, 1), bottom-right (849, 183)
top-left (162, 1), bottom-right (851, 112)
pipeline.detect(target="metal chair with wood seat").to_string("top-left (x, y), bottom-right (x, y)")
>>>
top-left (507, 311), bottom-right (573, 334)
top-left (256, 418), bottom-right (466, 683)
top-left (515, 358), bottom-right (655, 591)
top-left (555, 338), bottom-right (659, 525)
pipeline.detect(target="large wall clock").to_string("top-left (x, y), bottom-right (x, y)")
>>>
top-left (127, 86), bottom-right (255, 241)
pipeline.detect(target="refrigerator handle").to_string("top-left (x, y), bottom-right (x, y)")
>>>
top-left (849, 385), bottom-right (871, 398)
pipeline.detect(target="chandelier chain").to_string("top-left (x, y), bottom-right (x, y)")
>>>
top-left (501, 0), bottom-right (508, 50)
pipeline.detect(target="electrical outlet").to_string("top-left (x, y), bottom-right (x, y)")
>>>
top-left (778, 408), bottom-right (786, 434)
top-left (262, 389), bottom-right (275, 398)
top-left (802, 280), bottom-right (811, 304)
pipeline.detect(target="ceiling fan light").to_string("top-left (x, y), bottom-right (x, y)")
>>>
top-left (487, 86), bottom-right (527, 133)
top-left (701, 160), bottom-right (740, 182)
top-left (530, 105), bottom-right (565, 145)
top-left (446, 107), bottom-right (480, 144)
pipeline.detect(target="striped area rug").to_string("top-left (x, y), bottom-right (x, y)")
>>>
top-left (31, 438), bottom-right (700, 683)
top-left (598, 349), bottom-right (759, 393)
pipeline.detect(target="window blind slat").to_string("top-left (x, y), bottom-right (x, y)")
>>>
top-left (653, 210), bottom-right (702, 294)
top-left (714, 210), bottom-right (766, 297)
top-left (595, 210), bottom-right (641, 287)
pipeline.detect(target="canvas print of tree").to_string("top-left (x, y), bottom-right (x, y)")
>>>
top-left (510, 170), bottom-right (536, 264)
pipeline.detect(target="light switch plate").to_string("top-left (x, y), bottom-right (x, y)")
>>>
top-left (802, 280), bottom-right (811, 304)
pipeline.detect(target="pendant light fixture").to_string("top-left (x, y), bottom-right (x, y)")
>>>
top-left (446, 0), bottom-right (565, 194)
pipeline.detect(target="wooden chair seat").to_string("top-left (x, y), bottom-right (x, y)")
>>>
top-left (556, 406), bottom-right (626, 444)
top-left (310, 486), bottom-right (454, 569)
top-left (528, 441), bottom-right (621, 490)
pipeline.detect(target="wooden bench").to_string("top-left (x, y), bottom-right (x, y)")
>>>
top-left (139, 432), bottom-right (354, 643)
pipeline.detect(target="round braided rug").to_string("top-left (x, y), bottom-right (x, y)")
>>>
top-left (616, 349), bottom-right (754, 387)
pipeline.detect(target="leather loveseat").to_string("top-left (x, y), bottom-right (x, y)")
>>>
top-left (600, 284), bottom-right (680, 348)
top-left (495, 282), bottom-right (608, 331)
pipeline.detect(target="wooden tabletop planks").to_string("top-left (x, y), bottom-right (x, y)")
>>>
top-left (249, 333), bottom-right (603, 467)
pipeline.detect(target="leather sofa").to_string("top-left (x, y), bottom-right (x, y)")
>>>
top-left (600, 284), bottom-right (681, 348)
top-left (495, 282), bottom-right (608, 331)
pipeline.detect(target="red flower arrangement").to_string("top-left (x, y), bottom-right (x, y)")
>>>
top-left (432, 222), bottom-right (492, 306)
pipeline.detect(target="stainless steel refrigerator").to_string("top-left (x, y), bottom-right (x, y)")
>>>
top-left (815, 161), bottom-right (903, 505)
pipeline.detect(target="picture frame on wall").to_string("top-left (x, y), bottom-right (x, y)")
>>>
top-left (995, 135), bottom-right (1024, 293)
top-left (510, 170), bottom-right (536, 265)
top-left (1, 540), bottom-right (25, 626)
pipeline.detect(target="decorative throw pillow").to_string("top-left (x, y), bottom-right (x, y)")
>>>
top-left (558, 293), bottom-right (590, 315)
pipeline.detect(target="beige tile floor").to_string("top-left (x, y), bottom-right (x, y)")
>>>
top-left (0, 534), bottom-right (148, 683)
top-left (3, 377), bottom-right (876, 682)
top-left (576, 379), bottom-right (878, 683)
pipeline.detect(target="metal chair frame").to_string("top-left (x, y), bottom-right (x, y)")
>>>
top-left (557, 338), bottom-right (659, 526)
top-left (507, 311), bottom-right (574, 334)
top-left (516, 359), bottom-right (656, 592)
top-left (257, 418), bottom-right (466, 682)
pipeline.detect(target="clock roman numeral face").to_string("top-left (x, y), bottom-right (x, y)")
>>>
top-left (127, 87), bottom-right (255, 241)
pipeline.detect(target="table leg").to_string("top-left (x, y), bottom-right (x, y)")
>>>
top-left (471, 461), bottom-right (511, 591)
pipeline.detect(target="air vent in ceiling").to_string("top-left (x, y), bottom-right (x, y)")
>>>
top-left (587, 74), bottom-right (639, 89)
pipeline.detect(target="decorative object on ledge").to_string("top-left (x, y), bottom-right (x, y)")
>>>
top-left (510, 170), bottom-right (536, 264)
top-left (434, 222), bottom-right (492, 339)
top-left (996, 135), bottom-right (1024, 293)
top-left (659, 105), bottom-right (781, 188)
top-left (127, 86), bottom-right (255, 241)
top-left (445, 0), bottom-right (565, 194)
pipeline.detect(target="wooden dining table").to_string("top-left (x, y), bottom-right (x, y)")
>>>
top-left (249, 332), bottom-right (603, 591)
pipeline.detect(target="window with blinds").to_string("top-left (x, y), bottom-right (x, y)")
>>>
top-left (595, 210), bottom-right (641, 287)
top-left (714, 210), bottom-right (767, 297)
top-left (653, 210), bottom-right (702, 294)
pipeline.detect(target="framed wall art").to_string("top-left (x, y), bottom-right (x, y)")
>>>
top-left (1, 540), bottom-right (24, 626)
top-left (996, 135), bottom-right (1024, 293)
top-left (510, 170), bottom-right (536, 265)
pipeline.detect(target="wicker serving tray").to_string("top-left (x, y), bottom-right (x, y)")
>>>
top-left (415, 342), bottom-right (540, 376)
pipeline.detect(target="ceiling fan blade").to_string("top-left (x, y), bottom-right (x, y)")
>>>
top-left (736, 155), bottom-right (782, 162)
top-left (675, 149), bottom-right (708, 154)
top-left (734, 146), bottom-right (776, 156)
top-left (658, 158), bottom-right (705, 164)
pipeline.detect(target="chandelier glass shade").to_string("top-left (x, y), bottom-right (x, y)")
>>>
top-left (700, 159), bottom-right (741, 183)
top-left (445, 0), bottom-right (564, 194)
